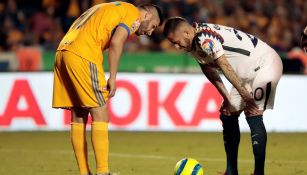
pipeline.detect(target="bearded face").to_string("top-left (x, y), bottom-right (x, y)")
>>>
top-left (136, 19), bottom-right (150, 36)
top-left (136, 16), bottom-right (159, 36)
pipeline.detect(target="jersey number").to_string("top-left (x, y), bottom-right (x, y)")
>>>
top-left (71, 6), bottom-right (100, 29)
top-left (252, 82), bottom-right (272, 110)
top-left (233, 29), bottom-right (258, 48)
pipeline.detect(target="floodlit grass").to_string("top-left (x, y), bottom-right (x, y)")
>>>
top-left (0, 131), bottom-right (306, 175)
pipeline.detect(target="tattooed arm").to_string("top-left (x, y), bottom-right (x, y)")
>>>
top-left (198, 63), bottom-right (231, 102)
top-left (215, 54), bottom-right (258, 113)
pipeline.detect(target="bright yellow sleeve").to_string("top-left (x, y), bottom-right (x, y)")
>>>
top-left (118, 5), bottom-right (141, 36)
top-left (57, 2), bottom-right (141, 65)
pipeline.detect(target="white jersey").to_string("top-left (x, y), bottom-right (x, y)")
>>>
top-left (191, 23), bottom-right (283, 111)
top-left (191, 23), bottom-right (272, 80)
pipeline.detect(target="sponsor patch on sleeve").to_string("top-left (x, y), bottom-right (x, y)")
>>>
top-left (130, 18), bottom-right (140, 34)
top-left (200, 38), bottom-right (215, 55)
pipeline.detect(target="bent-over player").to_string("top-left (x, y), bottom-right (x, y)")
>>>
top-left (163, 17), bottom-right (282, 175)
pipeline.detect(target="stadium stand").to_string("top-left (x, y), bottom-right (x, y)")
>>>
top-left (0, 0), bottom-right (306, 73)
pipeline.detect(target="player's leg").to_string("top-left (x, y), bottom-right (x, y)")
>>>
top-left (220, 88), bottom-right (244, 175)
top-left (53, 51), bottom-right (92, 175)
top-left (55, 51), bottom-right (108, 175)
top-left (220, 112), bottom-right (241, 175)
top-left (245, 85), bottom-right (266, 175)
top-left (71, 108), bottom-right (91, 175)
top-left (87, 62), bottom-right (110, 174)
top-left (89, 106), bottom-right (110, 175)
top-left (245, 82), bottom-right (267, 175)
top-left (245, 49), bottom-right (282, 175)
top-left (245, 114), bottom-right (265, 175)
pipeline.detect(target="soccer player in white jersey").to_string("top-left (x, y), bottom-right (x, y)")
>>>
top-left (163, 17), bottom-right (283, 175)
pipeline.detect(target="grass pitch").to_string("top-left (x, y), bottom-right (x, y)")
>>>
top-left (0, 131), bottom-right (306, 175)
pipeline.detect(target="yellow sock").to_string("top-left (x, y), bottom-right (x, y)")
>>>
top-left (71, 122), bottom-right (91, 175)
top-left (91, 121), bottom-right (109, 173)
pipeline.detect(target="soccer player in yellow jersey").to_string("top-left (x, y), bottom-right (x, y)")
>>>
top-left (52, 2), bottom-right (163, 175)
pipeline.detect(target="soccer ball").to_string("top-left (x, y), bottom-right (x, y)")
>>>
top-left (174, 158), bottom-right (204, 175)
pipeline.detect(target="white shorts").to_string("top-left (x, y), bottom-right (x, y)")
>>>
top-left (229, 48), bottom-right (283, 111)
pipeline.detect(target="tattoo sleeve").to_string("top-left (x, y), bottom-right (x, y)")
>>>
top-left (215, 54), bottom-right (251, 99)
top-left (198, 62), bottom-right (230, 101)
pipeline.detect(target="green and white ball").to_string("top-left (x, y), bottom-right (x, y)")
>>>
top-left (174, 158), bottom-right (204, 175)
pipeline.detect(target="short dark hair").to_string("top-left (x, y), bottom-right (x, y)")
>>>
top-left (138, 3), bottom-right (164, 26)
top-left (163, 17), bottom-right (187, 37)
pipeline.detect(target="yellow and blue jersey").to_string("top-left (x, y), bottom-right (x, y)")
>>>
top-left (57, 1), bottom-right (141, 65)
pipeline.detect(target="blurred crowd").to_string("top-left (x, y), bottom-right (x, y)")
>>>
top-left (0, 0), bottom-right (306, 54)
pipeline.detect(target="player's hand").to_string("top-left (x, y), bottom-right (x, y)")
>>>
top-left (107, 77), bottom-right (116, 98)
top-left (243, 96), bottom-right (259, 116)
top-left (220, 99), bottom-right (237, 116)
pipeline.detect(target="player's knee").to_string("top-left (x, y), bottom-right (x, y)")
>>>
top-left (230, 110), bottom-right (242, 116)
top-left (222, 110), bottom-right (242, 117)
top-left (71, 107), bottom-right (90, 123)
top-left (89, 105), bottom-right (110, 122)
top-left (244, 110), bottom-right (263, 117)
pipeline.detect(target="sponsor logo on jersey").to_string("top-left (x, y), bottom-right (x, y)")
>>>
top-left (201, 39), bottom-right (214, 55)
top-left (130, 18), bottom-right (140, 34)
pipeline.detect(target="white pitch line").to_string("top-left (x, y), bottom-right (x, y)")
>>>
top-left (109, 152), bottom-right (307, 165)
top-left (1, 149), bottom-right (306, 165)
